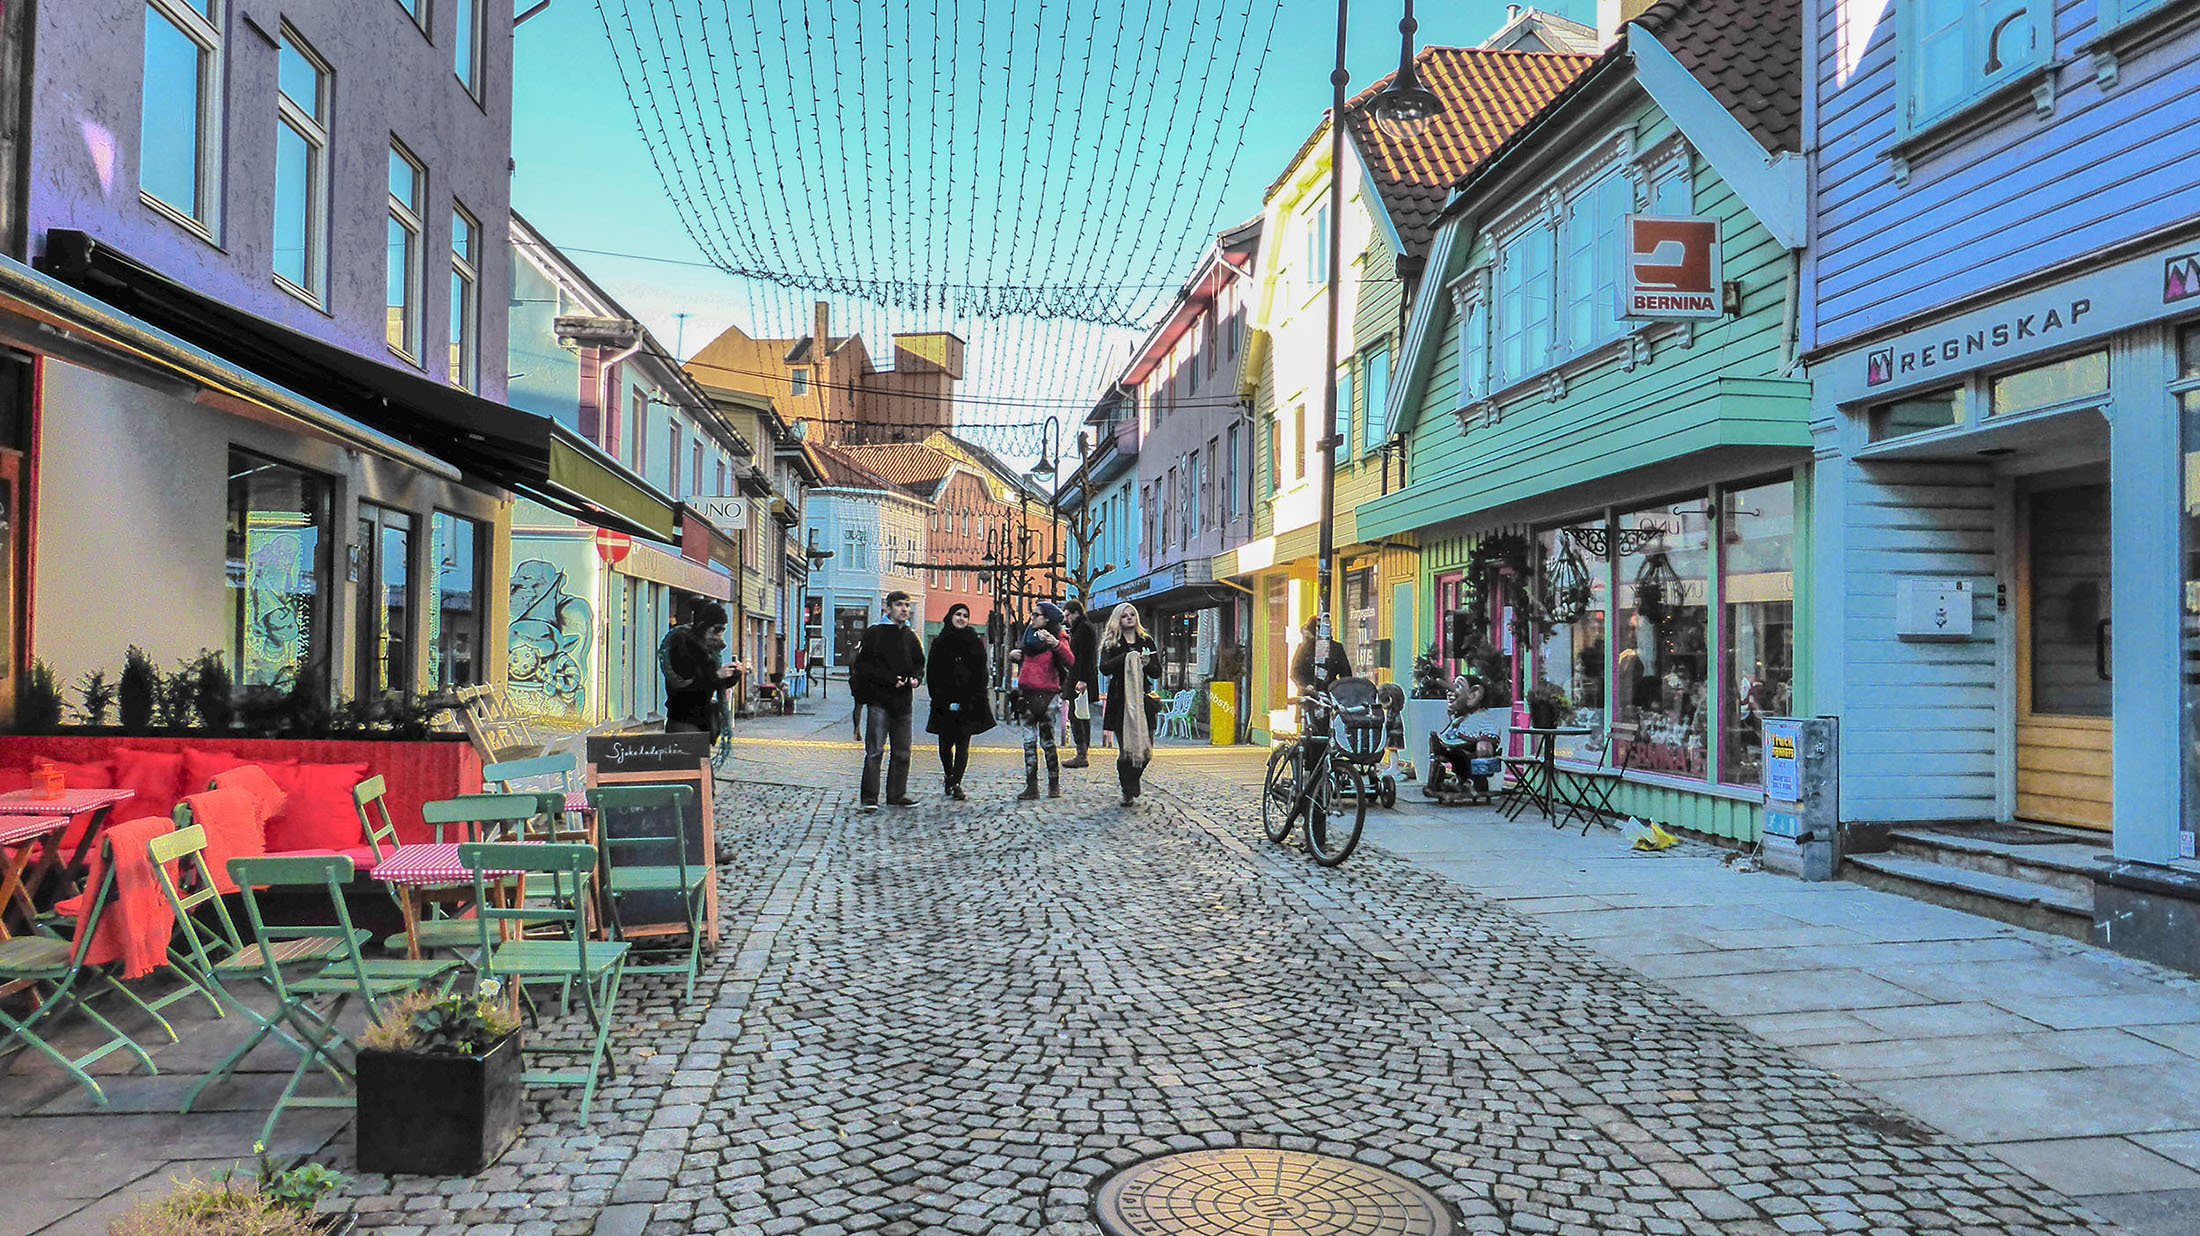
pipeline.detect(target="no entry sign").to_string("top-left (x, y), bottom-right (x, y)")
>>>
top-left (594, 528), bottom-right (633, 565)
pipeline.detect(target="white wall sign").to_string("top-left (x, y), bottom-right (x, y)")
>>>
top-left (690, 495), bottom-right (748, 531)
top-left (1621, 215), bottom-right (1723, 320)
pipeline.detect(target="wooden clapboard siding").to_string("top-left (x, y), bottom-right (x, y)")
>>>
top-left (1808, 0), bottom-right (2200, 351)
top-left (1835, 459), bottom-right (2002, 821)
top-left (1362, 98), bottom-right (1807, 543)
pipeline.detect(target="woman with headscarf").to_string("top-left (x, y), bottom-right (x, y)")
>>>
top-left (925, 603), bottom-right (994, 801)
top-left (1098, 603), bottom-right (1162, 806)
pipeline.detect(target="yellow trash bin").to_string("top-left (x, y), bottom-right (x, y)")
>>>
top-left (1208, 682), bottom-right (1237, 745)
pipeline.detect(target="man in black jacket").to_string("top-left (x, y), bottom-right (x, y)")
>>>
top-left (850, 590), bottom-right (926, 810)
top-left (1062, 600), bottom-right (1100, 768)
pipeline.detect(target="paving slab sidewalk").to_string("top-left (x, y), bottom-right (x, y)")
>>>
top-left (1348, 778), bottom-right (2200, 1236)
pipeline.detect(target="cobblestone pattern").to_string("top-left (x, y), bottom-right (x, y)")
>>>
top-left (337, 781), bottom-right (835, 1235)
top-left (344, 753), bottom-right (2115, 1235)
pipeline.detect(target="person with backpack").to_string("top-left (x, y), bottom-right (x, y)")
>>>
top-left (1012, 602), bottom-right (1075, 801)
top-left (849, 590), bottom-right (925, 811)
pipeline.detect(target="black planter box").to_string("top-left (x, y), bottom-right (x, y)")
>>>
top-left (1526, 699), bottom-right (1560, 730)
top-left (355, 1034), bottom-right (523, 1176)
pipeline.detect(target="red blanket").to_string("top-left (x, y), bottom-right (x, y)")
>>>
top-left (180, 786), bottom-right (266, 896)
top-left (55, 816), bottom-right (176, 980)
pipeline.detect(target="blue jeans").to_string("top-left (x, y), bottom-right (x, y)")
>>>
top-left (861, 705), bottom-right (911, 804)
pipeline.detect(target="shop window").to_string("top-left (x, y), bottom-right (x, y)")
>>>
top-left (2177, 326), bottom-right (2200, 854)
top-left (1533, 525), bottom-right (1610, 762)
top-left (1990, 348), bottom-right (2109, 417)
top-left (1615, 500), bottom-right (1711, 779)
top-left (1868, 388), bottom-right (1960, 442)
top-left (355, 505), bottom-right (415, 697)
top-left (1719, 480), bottom-right (1796, 787)
top-left (1434, 571), bottom-right (1464, 681)
top-left (226, 450), bottom-right (332, 693)
top-left (428, 512), bottom-right (484, 689)
top-left (1265, 578), bottom-right (1291, 707)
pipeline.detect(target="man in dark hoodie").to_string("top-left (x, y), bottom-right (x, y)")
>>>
top-left (849, 590), bottom-right (926, 811)
top-left (1062, 600), bottom-right (1100, 768)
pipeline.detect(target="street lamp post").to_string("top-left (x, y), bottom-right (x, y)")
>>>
top-left (1032, 416), bottom-right (1064, 603)
top-left (1315, 0), bottom-right (1438, 672)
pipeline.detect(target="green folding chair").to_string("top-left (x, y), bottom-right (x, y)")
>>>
top-left (150, 825), bottom-right (357, 1110)
top-left (0, 834), bottom-right (167, 1105)
top-left (224, 854), bottom-right (462, 1143)
top-left (386, 793), bottom-right (558, 956)
top-left (351, 774), bottom-right (404, 868)
top-left (591, 785), bottom-right (707, 1004)
top-left (483, 753), bottom-right (577, 794)
top-left (460, 841), bottom-right (628, 1123)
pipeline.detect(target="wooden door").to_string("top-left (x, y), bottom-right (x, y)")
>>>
top-left (2015, 476), bottom-right (2113, 830)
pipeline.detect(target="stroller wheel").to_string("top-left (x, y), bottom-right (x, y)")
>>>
top-left (1380, 778), bottom-right (1398, 809)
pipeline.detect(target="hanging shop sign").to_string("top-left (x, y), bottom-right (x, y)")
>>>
top-left (593, 528), bottom-right (632, 565)
top-left (1621, 215), bottom-right (1723, 320)
top-left (688, 495), bottom-right (749, 532)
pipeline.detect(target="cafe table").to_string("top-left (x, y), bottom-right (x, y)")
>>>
top-left (370, 842), bottom-right (537, 961)
top-left (1503, 726), bottom-right (1595, 827)
top-left (0, 787), bottom-right (137, 902)
top-left (0, 814), bottom-right (72, 939)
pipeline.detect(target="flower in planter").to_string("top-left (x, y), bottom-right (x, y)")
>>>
top-left (109, 1145), bottom-right (346, 1236)
top-left (358, 987), bottom-right (517, 1056)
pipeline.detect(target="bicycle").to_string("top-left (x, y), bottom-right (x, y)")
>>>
top-left (1261, 688), bottom-right (1369, 866)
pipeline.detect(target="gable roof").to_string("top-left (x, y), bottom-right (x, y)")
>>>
top-left (811, 442), bottom-right (905, 492)
top-left (1481, 7), bottom-right (1600, 54)
top-left (1342, 47), bottom-right (1596, 259)
top-left (831, 442), bottom-right (956, 497)
top-left (1632, 0), bottom-right (1802, 154)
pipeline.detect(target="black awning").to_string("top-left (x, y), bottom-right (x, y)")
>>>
top-left (38, 230), bottom-right (677, 542)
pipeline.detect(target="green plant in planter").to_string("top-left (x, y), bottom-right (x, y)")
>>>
top-left (192, 650), bottom-right (235, 733)
top-left (118, 646), bottom-right (158, 733)
top-left (1410, 644), bottom-right (1450, 700)
top-left (358, 986), bottom-right (518, 1056)
top-left (16, 660), bottom-right (64, 734)
top-left (75, 669), bottom-right (117, 728)
top-left (1524, 681), bottom-right (1571, 728)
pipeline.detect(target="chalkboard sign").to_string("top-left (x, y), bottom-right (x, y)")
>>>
top-left (587, 734), bottom-right (720, 944)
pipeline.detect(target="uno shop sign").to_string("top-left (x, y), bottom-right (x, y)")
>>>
top-left (1820, 235), bottom-right (2200, 405)
top-left (1622, 215), bottom-right (1723, 320)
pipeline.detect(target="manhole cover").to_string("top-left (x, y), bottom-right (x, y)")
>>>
top-left (1095, 1148), bottom-right (1454, 1236)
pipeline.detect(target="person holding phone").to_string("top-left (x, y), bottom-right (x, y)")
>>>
top-left (850, 590), bottom-right (926, 811)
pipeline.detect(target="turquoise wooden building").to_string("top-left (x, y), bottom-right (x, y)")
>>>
top-left (1358, 0), bottom-right (1809, 841)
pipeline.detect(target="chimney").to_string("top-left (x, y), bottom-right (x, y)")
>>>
top-left (1596, 0), bottom-right (1655, 47)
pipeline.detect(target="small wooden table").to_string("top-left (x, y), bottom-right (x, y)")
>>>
top-left (0, 815), bottom-right (71, 939)
top-left (370, 842), bottom-right (535, 960)
top-left (1503, 726), bottom-right (1595, 827)
top-left (0, 788), bottom-right (137, 902)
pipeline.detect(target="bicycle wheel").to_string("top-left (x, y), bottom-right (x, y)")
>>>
top-left (1262, 743), bottom-right (1298, 844)
top-left (1307, 761), bottom-right (1369, 866)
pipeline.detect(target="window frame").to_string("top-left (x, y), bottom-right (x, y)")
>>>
top-left (272, 25), bottom-right (331, 305)
top-left (394, 0), bottom-right (431, 38)
top-left (448, 203), bottom-right (479, 390)
top-left (427, 509), bottom-right (487, 690)
top-left (386, 140), bottom-right (427, 364)
top-left (1303, 199), bottom-right (1330, 292)
top-left (1895, 0), bottom-right (2052, 139)
top-left (454, 0), bottom-right (484, 98)
top-left (1334, 364), bottom-right (1354, 461)
top-left (1494, 222), bottom-right (1556, 387)
top-left (141, 0), bottom-right (226, 237)
top-left (1360, 341), bottom-right (1392, 458)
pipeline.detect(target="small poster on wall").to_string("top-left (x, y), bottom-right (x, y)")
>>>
top-left (1501, 606), bottom-right (1516, 656)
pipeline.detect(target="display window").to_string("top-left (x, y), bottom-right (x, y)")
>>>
top-left (226, 450), bottom-right (333, 692)
top-left (2177, 326), bottom-right (2200, 853)
top-left (1718, 481), bottom-right (1796, 786)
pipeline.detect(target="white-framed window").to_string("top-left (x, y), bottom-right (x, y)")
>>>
top-left (273, 28), bottom-right (329, 302)
top-left (1334, 365), bottom-right (1354, 459)
top-left (1495, 224), bottom-right (1555, 385)
top-left (386, 142), bottom-right (425, 362)
top-left (1224, 423), bottom-right (1241, 524)
top-left (1303, 200), bottom-right (1330, 290)
top-left (1458, 296), bottom-right (1489, 403)
top-left (141, 0), bottom-right (224, 233)
top-left (448, 204), bottom-right (479, 390)
top-left (1559, 173), bottom-right (1631, 354)
top-left (1898, 0), bottom-right (2049, 133)
top-left (1203, 311), bottom-right (1218, 377)
top-left (454, 0), bottom-right (482, 97)
top-left (791, 367), bottom-right (810, 396)
top-left (1361, 342), bottom-right (1392, 454)
top-left (395, 0), bottom-right (429, 36)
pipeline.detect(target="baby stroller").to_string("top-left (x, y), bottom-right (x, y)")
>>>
top-left (1329, 677), bottom-right (1400, 809)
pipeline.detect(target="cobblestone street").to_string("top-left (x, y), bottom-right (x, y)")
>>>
top-left (331, 743), bottom-right (2121, 1236)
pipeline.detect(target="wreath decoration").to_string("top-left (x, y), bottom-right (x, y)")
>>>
top-left (1459, 533), bottom-right (1531, 623)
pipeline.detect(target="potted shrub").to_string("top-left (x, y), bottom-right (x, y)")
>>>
top-left (355, 985), bottom-right (523, 1176)
top-left (1525, 681), bottom-right (1571, 731)
top-left (110, 1147), bottom-right (349, 1235)
top-left (1402, 645), bottom-right (1453, 774)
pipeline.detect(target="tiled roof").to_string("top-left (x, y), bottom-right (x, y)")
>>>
top-left (1633, 0), bottom-right (1803, 153)
top-left (832, 443), bottom-right (957, 495)
top-left (1342, 48), bottom-right (1597, 259)
top-left (811, 442), bottom-right (903, 492)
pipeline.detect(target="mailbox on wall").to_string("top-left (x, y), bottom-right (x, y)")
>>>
top-left (1894, 578), bottom-right (1975, 638)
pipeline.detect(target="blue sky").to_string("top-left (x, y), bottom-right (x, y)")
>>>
top-left (511, 0), bottom-right (1593, 456)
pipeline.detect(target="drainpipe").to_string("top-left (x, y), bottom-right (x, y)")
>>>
top-left (1777, 247), bottom-right (1803, 378)
top-left (597, 337), bottom-right (644, 452)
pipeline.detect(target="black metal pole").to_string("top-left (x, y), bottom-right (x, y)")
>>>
top-left (1315, 0), bottom-right (1348, 674)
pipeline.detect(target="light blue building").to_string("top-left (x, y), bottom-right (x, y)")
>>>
top-left (1803, 0), bottom-right (2200, 963)
top-left (1060, 386), bottom-right (1145, 613)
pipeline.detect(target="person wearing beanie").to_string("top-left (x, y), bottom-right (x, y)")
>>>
top-left (925, 603), bottom-right (994, 801)
top-left (1013, 603), bottom-right (1075, 800)
top-left (1063, 601), bottom-right (1100, 768)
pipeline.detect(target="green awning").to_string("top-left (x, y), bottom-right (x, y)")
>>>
top-left (547, 434), bottom-right (677, 541)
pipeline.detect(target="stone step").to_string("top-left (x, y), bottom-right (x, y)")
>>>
top-left (1884, 825), bottom-right (2111, 901)
top-left (1843, 851), bottom-right (2093, 941)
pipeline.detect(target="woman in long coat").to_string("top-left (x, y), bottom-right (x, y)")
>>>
top-left (1097, 603), bottom-right (1162, 806)
top-left (925, 603), bottom-right (995, 800)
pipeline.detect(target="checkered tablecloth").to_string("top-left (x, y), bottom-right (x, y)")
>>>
top-left (563, 791), bottom-right (594, 815)
top-left (370, 843), bottom-right (531, 888)
top-left (0, 815), bottom-right (69, 846)
top-left (0, 788), bottom-right (135, 815)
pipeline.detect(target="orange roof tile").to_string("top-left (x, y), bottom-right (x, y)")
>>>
top-left (1343, 47), bottom-right (1597, 259)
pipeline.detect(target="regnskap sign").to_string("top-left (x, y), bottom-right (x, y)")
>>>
top-left (1621, 215), bottom-right (1722, 320)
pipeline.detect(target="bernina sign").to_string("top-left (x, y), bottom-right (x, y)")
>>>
top-left (1622, 215), bottom-right (1723, 320)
